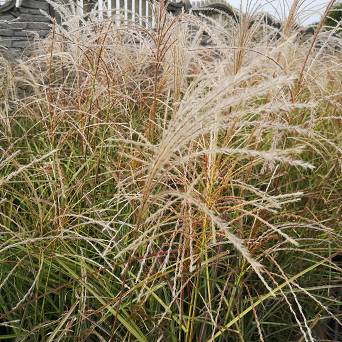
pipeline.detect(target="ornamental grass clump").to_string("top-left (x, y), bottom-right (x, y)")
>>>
top-left (0, 0), bottom-right (341, 341)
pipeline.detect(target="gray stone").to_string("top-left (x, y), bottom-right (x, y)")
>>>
top-left (12, 40), bottom-right (30, 48)
top-left (0, 14), bottom-right (17, 21)
top-left (0, 38), bottom-right (13, 48)
top-left (13, 30), bottom-right (33, 37)
top-left (0, 0), bottom-right (53, 56)
top-left (22, 0), bottom-right (49, 10)
top-left (0, 22), bottom-right (28, 29)
top-left (25, 22), bottom-right (50, 30)
top-left (17, 14), bottom-right (50, 22)
top-left (0, 29), bottom-right (14, 36)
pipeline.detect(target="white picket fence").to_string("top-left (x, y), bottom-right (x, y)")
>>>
top-left (0, 0), bottom-right (231, 28)
top-left (75, 0), bottom-right (209, 27)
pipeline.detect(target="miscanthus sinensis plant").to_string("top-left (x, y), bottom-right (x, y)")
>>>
top-left (0, 0), bottom-right (341, 341)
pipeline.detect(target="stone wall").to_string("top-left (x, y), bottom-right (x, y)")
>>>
top-left (0, 0), bottom-right (53, 57)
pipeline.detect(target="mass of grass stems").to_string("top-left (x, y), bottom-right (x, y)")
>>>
top-left (0, 0), bottom-right (341, 341)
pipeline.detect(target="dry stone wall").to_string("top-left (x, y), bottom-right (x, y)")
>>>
top-left (0, 0), bottom-right (53, 57)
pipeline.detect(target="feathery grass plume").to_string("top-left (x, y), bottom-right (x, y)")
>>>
top-left (0, 0), bottom-right (341, 341)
